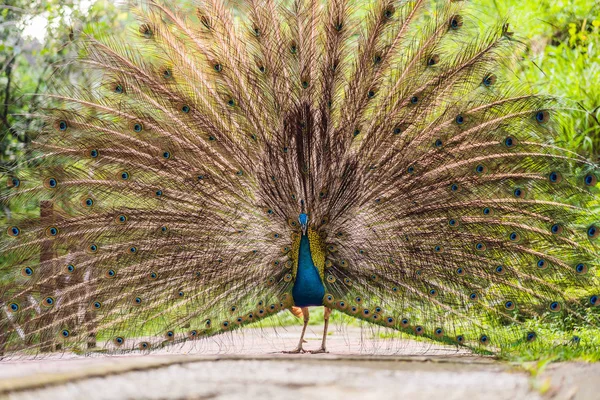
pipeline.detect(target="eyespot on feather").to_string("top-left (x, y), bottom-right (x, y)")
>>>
top-left (588, 225), bottom-right (599, 239)
top-left (583, 173), bottom-right (597, 187)
top-left (449, 15), bottom-right (463, 30)
top-left (54, 119), bottom-right (69, 131)
top-left (482, 73), bottom-right (497, 87)
top-left (549, 302), bottom-right (561, 312)
top-left (548, 171), bottom-right (562, 184)
top-left (43, 177), bottom-right (58, 189)
top-left (130, 121), bottom-right (144, 133)
top-left (139, 24), bottom-right (153, 38)
top-left (535, 110), bottom-right (550, 124)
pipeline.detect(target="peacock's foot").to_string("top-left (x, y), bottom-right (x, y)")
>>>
top-left (283, 347), bottom-right (306, 354)
top-left (308, 347), bottom-right (328, 354)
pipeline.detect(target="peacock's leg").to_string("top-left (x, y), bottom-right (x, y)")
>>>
top-left (309, 306), bottom-right (331, 354)
top-left (284, 307), bottom-right (309, 353)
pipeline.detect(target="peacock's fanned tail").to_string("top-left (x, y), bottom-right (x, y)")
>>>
top-left (1, 0), bottom-right (599, 356)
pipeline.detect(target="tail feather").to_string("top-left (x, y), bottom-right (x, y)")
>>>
top-left (1, 0), bottom-right (599, 357)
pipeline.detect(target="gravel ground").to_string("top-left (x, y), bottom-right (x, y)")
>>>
top-left (0, 325), bottom-right (597, 400)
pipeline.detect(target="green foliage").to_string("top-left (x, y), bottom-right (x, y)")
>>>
top-left (482, 0), bottom-right (600, 158)
top-left (0, 0), bottom-right (126, 166)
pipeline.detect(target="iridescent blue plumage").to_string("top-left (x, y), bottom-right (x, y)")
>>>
top-left (292, 233), bottom-right (325, 307)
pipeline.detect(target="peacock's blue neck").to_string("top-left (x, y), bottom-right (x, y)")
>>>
top-left (292, 233), bottom-right (325, 307)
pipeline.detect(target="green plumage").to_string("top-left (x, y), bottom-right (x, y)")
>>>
top-left (1, 0), bottom-right (599, 357)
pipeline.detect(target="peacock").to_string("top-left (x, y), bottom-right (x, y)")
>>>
top-left (1, 0), bottom-right (599, 358)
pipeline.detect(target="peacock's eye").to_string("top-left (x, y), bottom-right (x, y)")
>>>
top-left (513, 188), bottom-right (523, 198)
top-left (482, 74), bottom-right (496, 87)
top-left (449, 15), bottom-right (463, 30)
top-left (536, 110), bottom-right (549, 124)
top-left (584, 174), bottom-right (597, 186)
top-left (139, 24), bottom-right (153, 38)
top-left (575, 263), bottom-right (587, 274)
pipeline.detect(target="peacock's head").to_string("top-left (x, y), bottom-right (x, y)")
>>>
top-left (298, 213), bottom-right (308, 235)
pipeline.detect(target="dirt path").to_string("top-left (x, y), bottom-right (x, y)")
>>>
top-left (0, 326), bottom-right (596, 399)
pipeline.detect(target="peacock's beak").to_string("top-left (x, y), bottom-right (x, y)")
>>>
top-left (299, 221), bottom-right (307, 235)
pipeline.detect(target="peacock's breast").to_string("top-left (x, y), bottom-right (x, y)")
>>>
top-left (292, 234), bottom-right (326, 307)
